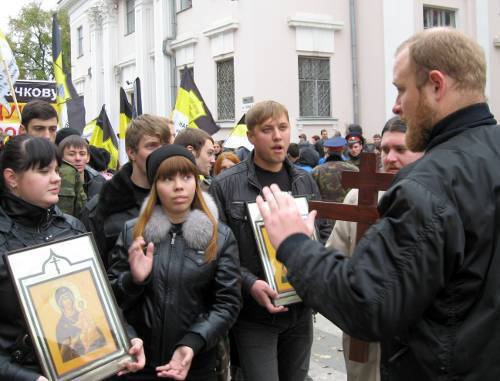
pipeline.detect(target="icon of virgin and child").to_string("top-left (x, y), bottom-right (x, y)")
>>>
top-left (54, 286), bottom-right (106, 362)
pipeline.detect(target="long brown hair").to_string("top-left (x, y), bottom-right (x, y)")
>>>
top-left (134, 156), bottom-right (218, 261)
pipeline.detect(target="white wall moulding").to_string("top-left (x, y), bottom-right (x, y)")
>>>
top-left (170, 34), bottom-right (198, 67)
top-left (288, 13), bottom-right (344, 54)
top-left (203, 19), bottom-right (239, 58)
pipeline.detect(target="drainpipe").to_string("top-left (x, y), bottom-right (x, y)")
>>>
top-left (163, 0), bottom-right (177, 110)
top-left (349, 0), bottom-right (360, 124)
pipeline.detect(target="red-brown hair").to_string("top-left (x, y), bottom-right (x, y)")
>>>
top-left (213, 152), bottom-right (240, 176)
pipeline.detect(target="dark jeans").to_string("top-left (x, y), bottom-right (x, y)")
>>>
top-left (232, 308), bottom-right (313, 381)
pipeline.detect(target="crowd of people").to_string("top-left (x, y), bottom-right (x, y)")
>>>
top-left (0, 27), bottom-right (499, 381)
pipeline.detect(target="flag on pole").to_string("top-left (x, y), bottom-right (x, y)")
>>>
top-left (52, 14), bottom-right (85, 132)
top-left (133, 77), bottom-right (142, 117)
top-left (0, 29), bottom-right (20, 116)
top-left (172, 67), bottom-right (219, 135)
top-left (88, 105), bottom-right (119, 170)
top-left (119, 87), bottom-right (133, 165)
top-left (119, 87), bottom-right (133, 139)
top-left (223, 114), bottom-right (253, 151)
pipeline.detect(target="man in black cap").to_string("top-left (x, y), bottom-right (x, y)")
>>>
top-left (345, 132), bottom-right (364, 168)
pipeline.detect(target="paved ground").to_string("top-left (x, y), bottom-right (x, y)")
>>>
top-left (309, 314), bottom-right (347, 380)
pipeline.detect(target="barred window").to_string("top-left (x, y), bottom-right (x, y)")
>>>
top-left (217, 59), bottom-right (235, 120)
top-left (77, 26), bottom-right (83, 57)
top-left (423, 6), bottom-right (456, 28)
top-left (299, 56), bottom-right (331, 118)
top-left (179, 0), bottom-right (192, 12)
top-left (126, 0), bottom-right (135, 35)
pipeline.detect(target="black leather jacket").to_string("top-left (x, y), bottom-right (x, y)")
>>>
top-left (209, 153), bottom-right (329, 321)
top-left (276, 104), bottom-right (500, 380)
top-left (0, 196), bottom-right (86, 381)
top-left (107, 200), bottom-right (241, 372)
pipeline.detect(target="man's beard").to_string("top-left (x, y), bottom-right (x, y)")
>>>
top-left (404, 93), bottom-right (436, 152)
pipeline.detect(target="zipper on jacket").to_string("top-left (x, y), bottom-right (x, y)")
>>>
top-left (170, 232), bottom-right (177, 246)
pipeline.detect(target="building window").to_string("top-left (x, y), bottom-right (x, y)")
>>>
top-left (77, 26), bottom-right (83, 57)
top-left (423, 6), bottom-right (456, 28)
top-left (178, 0), bottom-right (192, 12)
top-left (298, 56), bottom-right (331, 118)
top-left (126, 0), bottom-right (135, 35)
top-left (217, 59), bottom-right (235, 121)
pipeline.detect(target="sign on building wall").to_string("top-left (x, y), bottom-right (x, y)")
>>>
top-left (241, 96), bottom-right (254, 113)
top-left (0, 80), bottom-right (57, 137)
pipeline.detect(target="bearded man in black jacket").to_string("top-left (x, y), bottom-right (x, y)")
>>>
top-left (256, 28), bottom-right (500, 381)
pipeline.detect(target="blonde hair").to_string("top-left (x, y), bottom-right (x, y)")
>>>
top-left (125, 114), bottom-right (172, 152)
top-left (245, 100), bottom-right (289, 131)
top-left (133, 156), bottom-right (218, 262)
top-left (397, 27), bottom-right (486, 93)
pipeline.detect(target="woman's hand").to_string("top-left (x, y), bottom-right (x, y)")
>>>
top-left (128, 236), bottom-right (154, 284)
top-left (117, 338), bottom-right (146, 376)
top-left (156, 346), bottom-right (194, 380)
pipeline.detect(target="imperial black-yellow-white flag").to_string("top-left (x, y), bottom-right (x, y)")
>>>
top-left (172, 68), bottom-right (219, 135)
top-left (52, 14), bottom-right (85, 132)
top-left (88, 105), bottom-right (119, 170)
top-left (119, 87), bottom-right (133, 139)
top-left (224, 114), bottom-right (253, 151)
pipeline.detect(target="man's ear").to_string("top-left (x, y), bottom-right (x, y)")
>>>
top-left (19, 124), bottom-right (27, 135)
top-left (247, 129), bottom-right (255, 145)
top-left (428, 70), bottom-right (447, 101)
top-left (126, 147), bottom-right (136, 162)
top-left (185, 145), bottom-right (194, 152)
top-left (3, 168), bottom-right (19, 190)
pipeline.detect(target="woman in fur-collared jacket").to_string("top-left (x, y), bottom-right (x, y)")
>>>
top-left (108, 145), bottom-right (241, 381)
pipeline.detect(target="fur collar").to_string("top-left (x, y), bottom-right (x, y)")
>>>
top-left (142, 192), bottom-right (219, 251)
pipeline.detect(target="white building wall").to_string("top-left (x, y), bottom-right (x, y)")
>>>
top-left (60, 0), bottom-right (500, 143)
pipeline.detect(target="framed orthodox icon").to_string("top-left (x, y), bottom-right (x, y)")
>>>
top-left (247, 196), bottom-right (317, 306)
top-left (4, 233), bottom-right (133, 381)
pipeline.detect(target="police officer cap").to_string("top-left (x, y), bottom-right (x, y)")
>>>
top-left (146, 144), bottom-right (197, 185)
top-left (324, 137), bottom-right (347, 148)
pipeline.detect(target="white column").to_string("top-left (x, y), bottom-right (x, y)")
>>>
top-left (382, 0), bottom-right (415, 119)
top-left (87, 4), bottom-right (104, 119)
top-left (135, 0), bottom-right (154, 113)
top-left (102, 0), bottom-right (119, 131)
top-left (153, 0), bottom-right (170, 116)
top-left (475, 0), bottom-right (491, 97)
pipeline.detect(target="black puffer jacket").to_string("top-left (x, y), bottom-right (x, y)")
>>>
top-left (0, 194), bottom-right (86, 381)
top-left (276, 103), bottom-right (500, 380)
top-left (209, 153), bottom-right (329, 321)
top-left (85, 162), bottom-right (149, 266)
top-left (107, 193), bottom-right (241, 374)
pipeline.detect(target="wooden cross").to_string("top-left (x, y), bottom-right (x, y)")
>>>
top-left (309, 152), bottom-right (394, 363)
